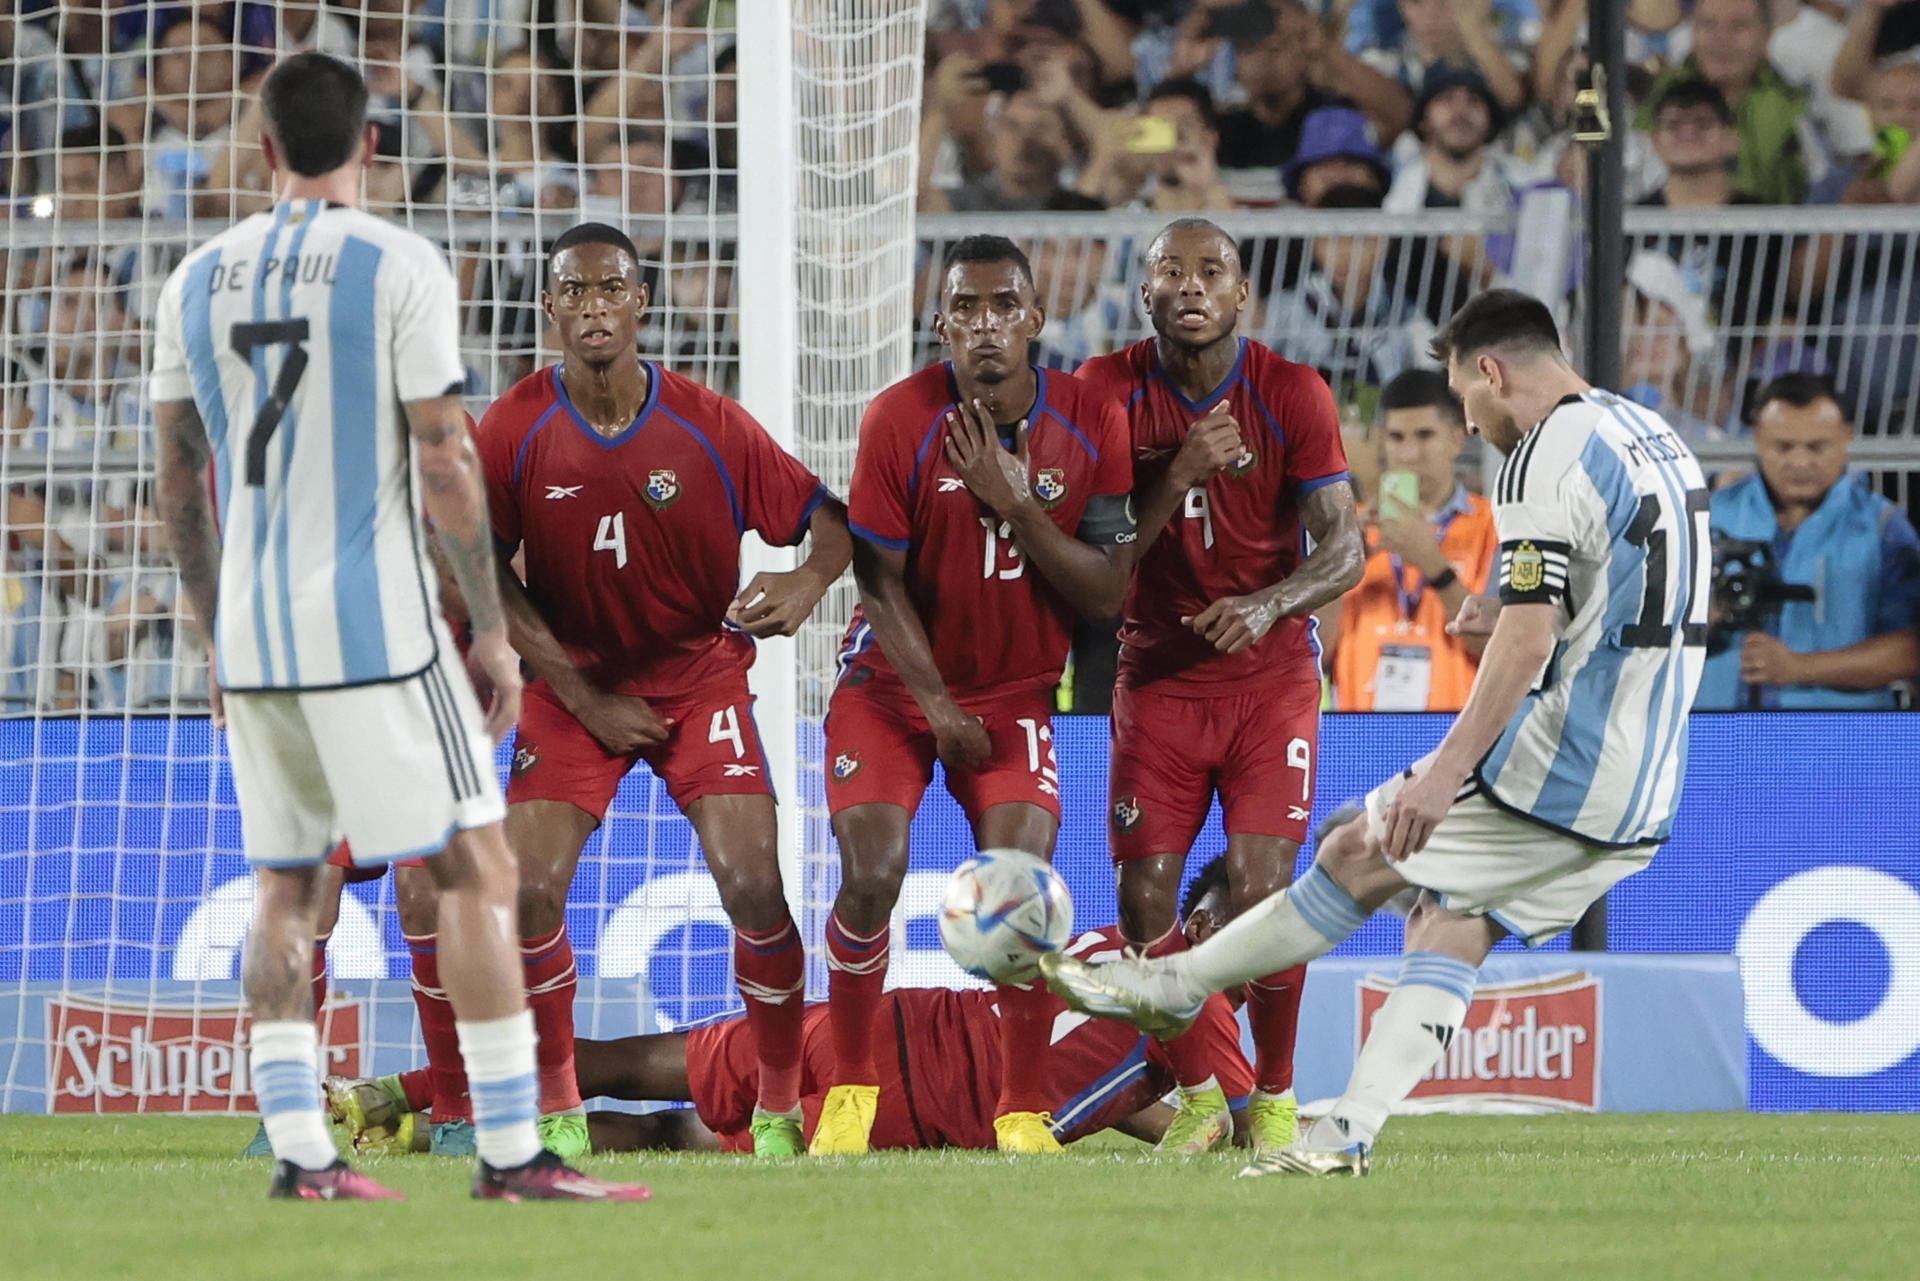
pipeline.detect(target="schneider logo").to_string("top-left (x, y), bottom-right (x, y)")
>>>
top-left (48, 997), bottom-right (362, 1114)
top-left (1357, 971), bottom-right (1601, 1111)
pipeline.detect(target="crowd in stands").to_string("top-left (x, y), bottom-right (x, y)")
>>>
top-left (1, 1), bottom-right (1917, 712)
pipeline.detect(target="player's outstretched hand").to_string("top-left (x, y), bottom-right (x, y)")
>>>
top-left (1170, 402), bottom-right (1245, 489)
top-left (932, 709), bottom-right (993, 772)
top-left (1447, 593), bottom-right (1501, 638)
top-left (729, 567), bottom-right (830, 639)
top-left (1381, 762), bottom-right (1458, 862)
top-left (1182, 592), bottom-right (1280, 655)
top-left (574, 689), bottom-right (674, 756)
top-left (466, 627), bottom-right (525, 743)
top-left (943, 400), bottom-right (1032, 519)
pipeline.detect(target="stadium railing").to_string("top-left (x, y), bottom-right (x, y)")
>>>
top-left (8, 207), bottom-right (1920, 716)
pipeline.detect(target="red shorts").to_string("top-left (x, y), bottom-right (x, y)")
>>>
top-left (823, 676), bottom-right (1061, 824)
top-left (507, 677), bottom-right (773, 822)
top-left (1108, 678), bottom-right (1320, 862)
top-left (326, 841), bottom-right (424, 882)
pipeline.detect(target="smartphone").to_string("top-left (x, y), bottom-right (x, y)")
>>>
top-left (1380, 470), bottom-right (1421, 517)
top-left (1123, 115), bottom-right (1179, 155)
top-left (981, 62), bottom-right (1026, 95)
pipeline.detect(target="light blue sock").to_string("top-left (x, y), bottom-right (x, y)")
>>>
top-left (1180, 865), bottom-right (1372, 995)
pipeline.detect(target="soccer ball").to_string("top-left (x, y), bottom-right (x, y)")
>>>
top-left (938, 848), bottom-right (1074, 983)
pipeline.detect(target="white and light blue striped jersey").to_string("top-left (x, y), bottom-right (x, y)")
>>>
top-left (150, 200), bottom-right (467, 691)
top-left (1476, 389), bottom-right (1710, 847)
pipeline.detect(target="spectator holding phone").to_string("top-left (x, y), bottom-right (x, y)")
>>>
top-left (1317, 370), bottom-right (1497, 711)
top-left (1078, 75), bottom-right (1236, 210)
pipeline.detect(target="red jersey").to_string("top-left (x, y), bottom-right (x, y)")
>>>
top-left (475, 363), bottom-right (830, 698)
top-left (840, 364), bottom-right (1132, 697)
top-left (1076, 338), bottom-right (1349, 694)
top-left (686, 927), bottom-right (1254, 1150)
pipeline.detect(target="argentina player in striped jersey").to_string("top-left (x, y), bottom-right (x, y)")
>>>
top-left (151, 52), bottom-right (646, 1203)
top-left (1043, 290), bottom-right (1710, 1177)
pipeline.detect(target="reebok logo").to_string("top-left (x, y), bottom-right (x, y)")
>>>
top-left (723, 764), bottom-right (761, 777)
top-left (1288, 805), bottom-right (1310, 822)
top-left (545, 485), bottom-right (583, 500)
top-left (938, 477), bottom-right (968, 493)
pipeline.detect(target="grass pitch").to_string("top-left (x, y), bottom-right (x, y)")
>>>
top-left (3, 1114), bottom-right (1917, 1281)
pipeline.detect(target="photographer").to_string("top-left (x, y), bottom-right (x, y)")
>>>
top-left (1700, 374), bottom-right (1920, 709)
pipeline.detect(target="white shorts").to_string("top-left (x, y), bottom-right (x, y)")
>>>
top-left (1364, 755), bottom-right (1656, 948)
top-left (224, 657), bottom-right (504, 868)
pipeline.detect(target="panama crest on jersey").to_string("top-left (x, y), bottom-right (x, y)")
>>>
top-left (645, 468), bottom-right (681, 509)
top-left (512, 743), bottom-right (540, 777)
top-left (1111, 795), bottom-right (1144, 833)
top-left (832, 750), bottom-right (863, 782)
top-left (1228, 448), bottom-right (1258, 478)
top-left (1034, 467), bottom-right (1069, 507)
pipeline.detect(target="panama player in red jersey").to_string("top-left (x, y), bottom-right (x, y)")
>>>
top-left (812, 236), bottom-right (1136, 1156)
top-left (473, 223), bottom-right (852, 1160)
top-left (569, 859), bottom-right (1255, 1155)
top-left (1075, 218), bottom-right (1364, 1170)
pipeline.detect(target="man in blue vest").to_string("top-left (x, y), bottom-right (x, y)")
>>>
top-left (1700, 374), bottom-right (1920, 709)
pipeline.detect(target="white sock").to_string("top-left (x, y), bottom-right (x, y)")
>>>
top-left (1175, 865), bottom-right (1370, 998)
top-left (1325, 951), bottom-right (1477, 1146)
top-left (249, 1020), bottom-right (337, 1171)
top-left (458, 1010), bottom-right (544, 1169)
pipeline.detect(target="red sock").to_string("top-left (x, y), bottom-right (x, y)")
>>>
top-left (995, 981), bottom-right (1053, 1115)
top-left (521, 925), bottom-right (581, 1113)
top-left (734, 917), bottom-right (805, 1114)
top-left (396, 1067), bottom-right (435, 1113)
top-left (405, 933), bottom-right (471, 1123)
top-left (310, 938), bottom-right (328, 1024)
top-left (824, 910), bottom-right (889, 1087)
top-left (1135, 926), bottom-right (1214, 1091)
top-left (1247, 965), bottom-right (1307, 1096)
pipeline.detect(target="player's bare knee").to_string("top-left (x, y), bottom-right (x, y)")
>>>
top-left (395, 865), bottom-right (438, 936)
top-left (1117, 857), bottom-right (1182, 944)
top-left (1404, 895), bottom-right (1501, 965)
top-left (1314, 816), bottom-right (1403, 908)
top-left (710, 864), bottom-right (788, 934)
top-left (835, 856), bottom-right (908, 935)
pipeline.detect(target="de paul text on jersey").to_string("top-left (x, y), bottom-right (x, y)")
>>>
top-left (205, 255), bottom-right (339, 294)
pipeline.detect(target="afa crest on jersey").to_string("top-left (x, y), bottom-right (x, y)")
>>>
top-left (1034, 467), bottom-right (1069, 507)
top-left (1508, 540), bottom-right (1545, 593)
top-left (1111, 795), bottom-right (1144, 833)
top-left (645, 468), bottom-right (681, 509)
top-left (832, 750), bottom-right (863, 782)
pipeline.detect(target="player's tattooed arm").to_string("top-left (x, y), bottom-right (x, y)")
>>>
top-left (944, 400), bottom-right (1131, 620)
top-left (153, 398), bottom-right (222, 649)
top-left (1183, 479), bottom-right (1364, 655)
top-left (405, 393), bottom-right (521, 739)
top-left (851, 538), bottom-right (992, 770)
top-left (730, 497), bottom-right (854, 638)
top-left (1125, 402), bottom-right (1245, 564)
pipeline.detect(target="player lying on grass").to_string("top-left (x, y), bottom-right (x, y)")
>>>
top-left (1044, 290), bottom-right (1710, 1178)
top-left (331, 860), bottom-right (1256, 1155)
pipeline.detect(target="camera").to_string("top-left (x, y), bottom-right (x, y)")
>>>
top-left (1710, 536), bottom-right (1815, 638)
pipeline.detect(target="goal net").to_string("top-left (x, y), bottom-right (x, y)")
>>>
top-left (0, 0), bottom-right (930, 1114)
